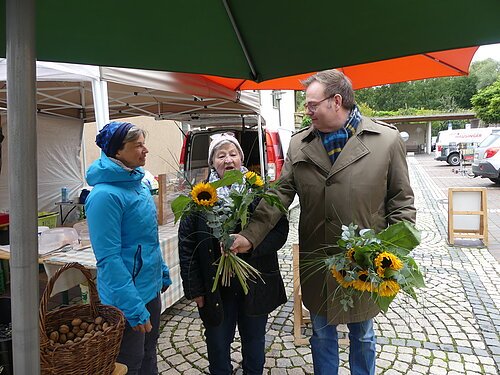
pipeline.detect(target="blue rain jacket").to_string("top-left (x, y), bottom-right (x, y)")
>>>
top-left (85, 154), bottom-right (172, 326)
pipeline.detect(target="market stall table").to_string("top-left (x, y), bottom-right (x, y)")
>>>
top-left (43, 223), bottom-right (183, 312)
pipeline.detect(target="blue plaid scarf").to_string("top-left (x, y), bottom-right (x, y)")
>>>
top-left (316, 105), bottom-right (362, 164)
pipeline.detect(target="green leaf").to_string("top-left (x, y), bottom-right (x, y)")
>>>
top-left (240, 206), bottom-right (248, 228)
top-left (377, 295), bottom-right (396, 313)
top-left (211, 170), bottom-right (243, 188)
top-left (402, 285), bottom-right (418, 300)
top-left (262, 194), bottom-right (287, 213)
top-left (401, 259), bottom-right (426, 288)
top-left (171, 195), bottom-right (192, 223)
top-left (353, 247), bottom-right (372, 267)
top-left (377, 221), bottom-right (420, 251)
top-left (384, 269), bottom-right (399, 278)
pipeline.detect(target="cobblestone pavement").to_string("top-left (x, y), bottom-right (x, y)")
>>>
top-left (417, 154), bottom-right (500, 262)
top-left (157, 155), bottom-right (500, 374)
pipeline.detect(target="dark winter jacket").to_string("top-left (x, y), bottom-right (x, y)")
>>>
top-left (178, 200), bottom-right (288, 326)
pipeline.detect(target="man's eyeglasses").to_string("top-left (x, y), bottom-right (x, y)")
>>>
top-left (304, 95), bottom-right (333, 113)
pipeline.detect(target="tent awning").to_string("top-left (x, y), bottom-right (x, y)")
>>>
top-left (0, 59), bottom-right (260, 122)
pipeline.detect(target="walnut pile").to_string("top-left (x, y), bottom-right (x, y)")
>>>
top-left (48, 316), bottom-right (113, 347)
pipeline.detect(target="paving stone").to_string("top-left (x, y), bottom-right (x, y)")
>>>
top-left (483, 364), bottom-right (499, 374)
top-left (429, 366), bottom-right (446, 375)
top-left (431, 358), bottom-right (447, 368)
top-left (448, 361), bottom-right (465, 372)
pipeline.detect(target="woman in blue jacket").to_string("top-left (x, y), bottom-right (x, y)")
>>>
top-left (86, 121), bottom-right (172, 375)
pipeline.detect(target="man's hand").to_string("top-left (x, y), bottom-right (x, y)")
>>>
top-left (194, 296), bottom-right (205, 308)
top-left (132, 319), bottom-right (152, 333)
top-left (230, 234), bottom-right (253, 254)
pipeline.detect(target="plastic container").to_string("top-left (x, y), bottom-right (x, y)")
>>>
top-left (37, 212), bottom-right (59, 229)
top-left (73, 221), bottom-right (90, 246)
top-left (38, 226), bottom-right (50, 236)
top-left (38, 227), bottom-right (79, 254)
top-left (0, 297), bottom-right (12, 375)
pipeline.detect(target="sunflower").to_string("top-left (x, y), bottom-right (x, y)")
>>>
top-left (330, 267), bottom-right (352, 288)
top-left (377, 280), bottom-right (400, 297)
top-left (346, 247), bottom-right (356, 262)
top-left (245, 171), bottom-right (264, 188)
top-left (190, 182), bottom-right (218, 207)
top-left (374, 251), bottom-right (403, 277)
top-left (352, 270), bottom-right (375, 292)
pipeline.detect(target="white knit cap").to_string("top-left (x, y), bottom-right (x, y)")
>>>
top-left (208, 132), bottom-right (244, 166)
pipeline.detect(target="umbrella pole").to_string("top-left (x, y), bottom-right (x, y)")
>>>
top-left (6, 0), bottom-right (40, 373)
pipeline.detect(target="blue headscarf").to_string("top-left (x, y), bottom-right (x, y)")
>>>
top-left (95, 121), bottom-right (134, 157)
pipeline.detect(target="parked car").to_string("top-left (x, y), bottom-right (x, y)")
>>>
top-left (472, 130), bottom-right (500, 184)
top-left (434, 128), bottom-right (497, 166)
top-left (179, 126), bottom-right (284, 184)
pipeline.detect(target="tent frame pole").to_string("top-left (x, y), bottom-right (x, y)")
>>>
top-left (6, 0), bottom-right (40, 372)
top-left (257, 114), bottom-right (265, 178)
top-left (222, 0), bottom-right (258, 80)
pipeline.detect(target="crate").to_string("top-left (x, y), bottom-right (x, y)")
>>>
top-left (38, 212), bottom-right (58, 228)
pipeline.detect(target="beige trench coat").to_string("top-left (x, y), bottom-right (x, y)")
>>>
top-left (241, 116), bottom-right (416, 324)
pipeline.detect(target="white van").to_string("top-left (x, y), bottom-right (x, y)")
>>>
top-left (434, 128), bottom-right (499, 166)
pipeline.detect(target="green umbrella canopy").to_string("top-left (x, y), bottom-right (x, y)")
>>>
top-left (1, 0), bottom-right (500, 81)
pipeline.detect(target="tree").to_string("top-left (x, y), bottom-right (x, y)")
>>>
top-left (471, 77), bottom-right (500, 124)
top-left (469, 58), bottom-right (500, 90)
top-left (354, 60), bottom-right (499, 112)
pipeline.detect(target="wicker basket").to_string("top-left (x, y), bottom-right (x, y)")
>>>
top-left (39, 262), bottom-right (125, 375)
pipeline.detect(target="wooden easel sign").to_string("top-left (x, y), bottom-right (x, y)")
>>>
top-left (447, 187), bottom-right (488, 246)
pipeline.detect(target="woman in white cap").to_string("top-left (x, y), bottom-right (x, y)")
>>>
top-left (178, 132), bottom-right (289, 375)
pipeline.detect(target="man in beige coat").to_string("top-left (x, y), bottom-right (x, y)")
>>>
top-left (231, 69), bottom-right (416, 374)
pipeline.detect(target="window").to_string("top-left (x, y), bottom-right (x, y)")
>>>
top-left (272, 90), bottom-right (282, 109)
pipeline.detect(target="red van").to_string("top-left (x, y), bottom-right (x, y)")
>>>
top-left (179, 127), bottom-right (284, 184)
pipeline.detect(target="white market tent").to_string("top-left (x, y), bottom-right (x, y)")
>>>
top-left (0, 59), bottom-right (260, 211)
top-left (0, 59), bottom-right (260, 124)
top-left (1, 54), bottom-right (263, 373)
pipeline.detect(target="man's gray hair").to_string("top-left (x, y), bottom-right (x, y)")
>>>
top-left (302, 69), bottom-right (355, 110)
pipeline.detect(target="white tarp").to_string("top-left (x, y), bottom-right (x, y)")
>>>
top-left (0, 114), bottom-right (84, 214)
top-left (0, 60), bottom-right (260, 213)
top-left (101, 67), bottom-right (239, 102)
top-left (0, 60), bottom-right (260, 122)
top-left (0, 58), bottom-right (100, 82)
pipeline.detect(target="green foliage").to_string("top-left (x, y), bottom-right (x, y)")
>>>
top-left (377, 221), bottom-right (421, 253)
top-left (295, 90), bottom-right (306, 110)
top-left (355, 76), bottom-right (477, 111)
top-left (357, 102), bottom-right (375, 116)
top-left (171, 195), bottom-right (192, 223)
top-left (301, 115), bottom-right (312, 128)
top-left (354, 60), bottom-right (500, 113)
top-left (471, 77), bottom-right (500, 124)
top-left (327, 222), bottom-right (425, 313)
top-left (470, 58), bottom-right (500, 90)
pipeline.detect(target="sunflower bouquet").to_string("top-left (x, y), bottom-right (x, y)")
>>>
top-left (326, 221), bottom-right (425, 312)
top-left (171, 169), bottom-right (286, 294)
